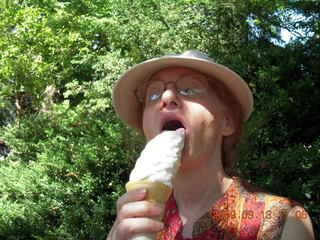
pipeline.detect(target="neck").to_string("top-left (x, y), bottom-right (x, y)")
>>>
top-left (172, 154), bottom-right (233, 221)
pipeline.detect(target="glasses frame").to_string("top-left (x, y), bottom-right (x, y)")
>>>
top-left (134, 74), bottom-right (210, 103)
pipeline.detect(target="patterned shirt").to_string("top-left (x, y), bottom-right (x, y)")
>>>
top-left (157, 177), bottom-right (302, 240)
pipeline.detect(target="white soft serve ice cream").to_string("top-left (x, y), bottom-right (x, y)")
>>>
top-left (129, 128), bottom-right (185, 187)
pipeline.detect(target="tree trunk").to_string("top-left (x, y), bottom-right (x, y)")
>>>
top-left (39, 85), bottom-right (56, 114)
top-left (13, 87), bottom-right (21, 125)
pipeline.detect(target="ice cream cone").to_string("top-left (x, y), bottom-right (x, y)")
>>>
top-left (125, 180), bottom-right (172, 204)
top-left (126, 180), bottom-right (172, 240)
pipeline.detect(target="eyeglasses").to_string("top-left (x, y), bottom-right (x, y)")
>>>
top-left (135, 75), bottom-right (209, 102)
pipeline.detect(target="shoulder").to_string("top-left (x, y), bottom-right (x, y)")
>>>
top-left (235, 177), bottom-right (301, 209)
top-left (280, 205), bottom-right (315, 240)
top-left (234, 177), bottom-right (314, 239)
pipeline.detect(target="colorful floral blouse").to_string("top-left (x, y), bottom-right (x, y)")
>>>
top-left (157, 177), bottom-right (302, 240)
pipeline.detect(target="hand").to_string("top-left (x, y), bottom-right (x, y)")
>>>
top-left (107, 188), bottom-right (165, 240)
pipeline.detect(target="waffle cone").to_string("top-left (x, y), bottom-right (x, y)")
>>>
top-left (125, 180), bottom-right (172, 203)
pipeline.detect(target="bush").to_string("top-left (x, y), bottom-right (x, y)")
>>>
top-left (0, 54), bottom-right (144, 238)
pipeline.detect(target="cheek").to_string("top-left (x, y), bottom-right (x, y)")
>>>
top-left (192, 105), bottom-right (216, 130)
top-left (186, 107), bottom-right (213, 145)
top-left (142, 108), bottom-right (155, 141)
top-left (190, 105), bottom-right (223, 141)
top-left (142, 112), bottom-right (150, 135)
top-left (200, 114), bottom-right (219, 142)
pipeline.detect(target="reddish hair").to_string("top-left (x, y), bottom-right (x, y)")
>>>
top-left (208, 78), bottom-right (244, 175)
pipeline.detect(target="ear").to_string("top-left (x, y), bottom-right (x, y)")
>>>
top-left (222, 113), bottom-right (237, 136)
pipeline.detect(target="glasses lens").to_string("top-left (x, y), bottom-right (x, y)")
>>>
top-left (145, 81), bottom-right (164, 101)
top-left (177, 75), bottom-right (207, 96)
top-left (137, 81), bottom-right (164, 102)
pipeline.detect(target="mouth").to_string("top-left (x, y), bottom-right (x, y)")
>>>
top-left (162, 119), bottom-right (185, 131)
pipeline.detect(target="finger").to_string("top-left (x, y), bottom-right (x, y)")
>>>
top-left (117, 188), bottom-right (147, 211)
top-left (119, 201), bottom-right (165, 221)
top-left (117, 217), bottom-right (164, 239)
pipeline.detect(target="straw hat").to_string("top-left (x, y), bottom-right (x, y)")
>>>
top-left (113, 50), bottom-right (253, 130)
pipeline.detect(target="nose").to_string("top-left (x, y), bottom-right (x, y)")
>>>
top-left (160, 83), bottom-right (181, 109)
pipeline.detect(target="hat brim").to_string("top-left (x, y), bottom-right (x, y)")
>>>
top-left (113, 55), bottom-right (253, 130)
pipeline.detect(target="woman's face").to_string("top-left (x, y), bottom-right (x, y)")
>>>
top-left (142, 67), bottom-right (235, 169)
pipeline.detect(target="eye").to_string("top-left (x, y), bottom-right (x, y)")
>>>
top-left (148, 92), bottom-right (161, 101)
top-left (180, 88), bottom-right (203, 96)
top-left (177, 75), bottom-right (206, 97)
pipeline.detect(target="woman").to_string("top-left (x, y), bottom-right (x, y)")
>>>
top-left (108, 50), bottom-right (315, 240)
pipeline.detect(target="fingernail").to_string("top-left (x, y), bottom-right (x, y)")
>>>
top-left (154, 205), bottom-right (163, 215)
top-left (153, 222), bottom-right (164, 231)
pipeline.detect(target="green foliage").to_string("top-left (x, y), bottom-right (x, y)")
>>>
top-left (237, 19), bottom-right (320, 235)
top-left (0, 0), bottom-right (319, 239)
top-left (0, 51), bottom-right (142, 239)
